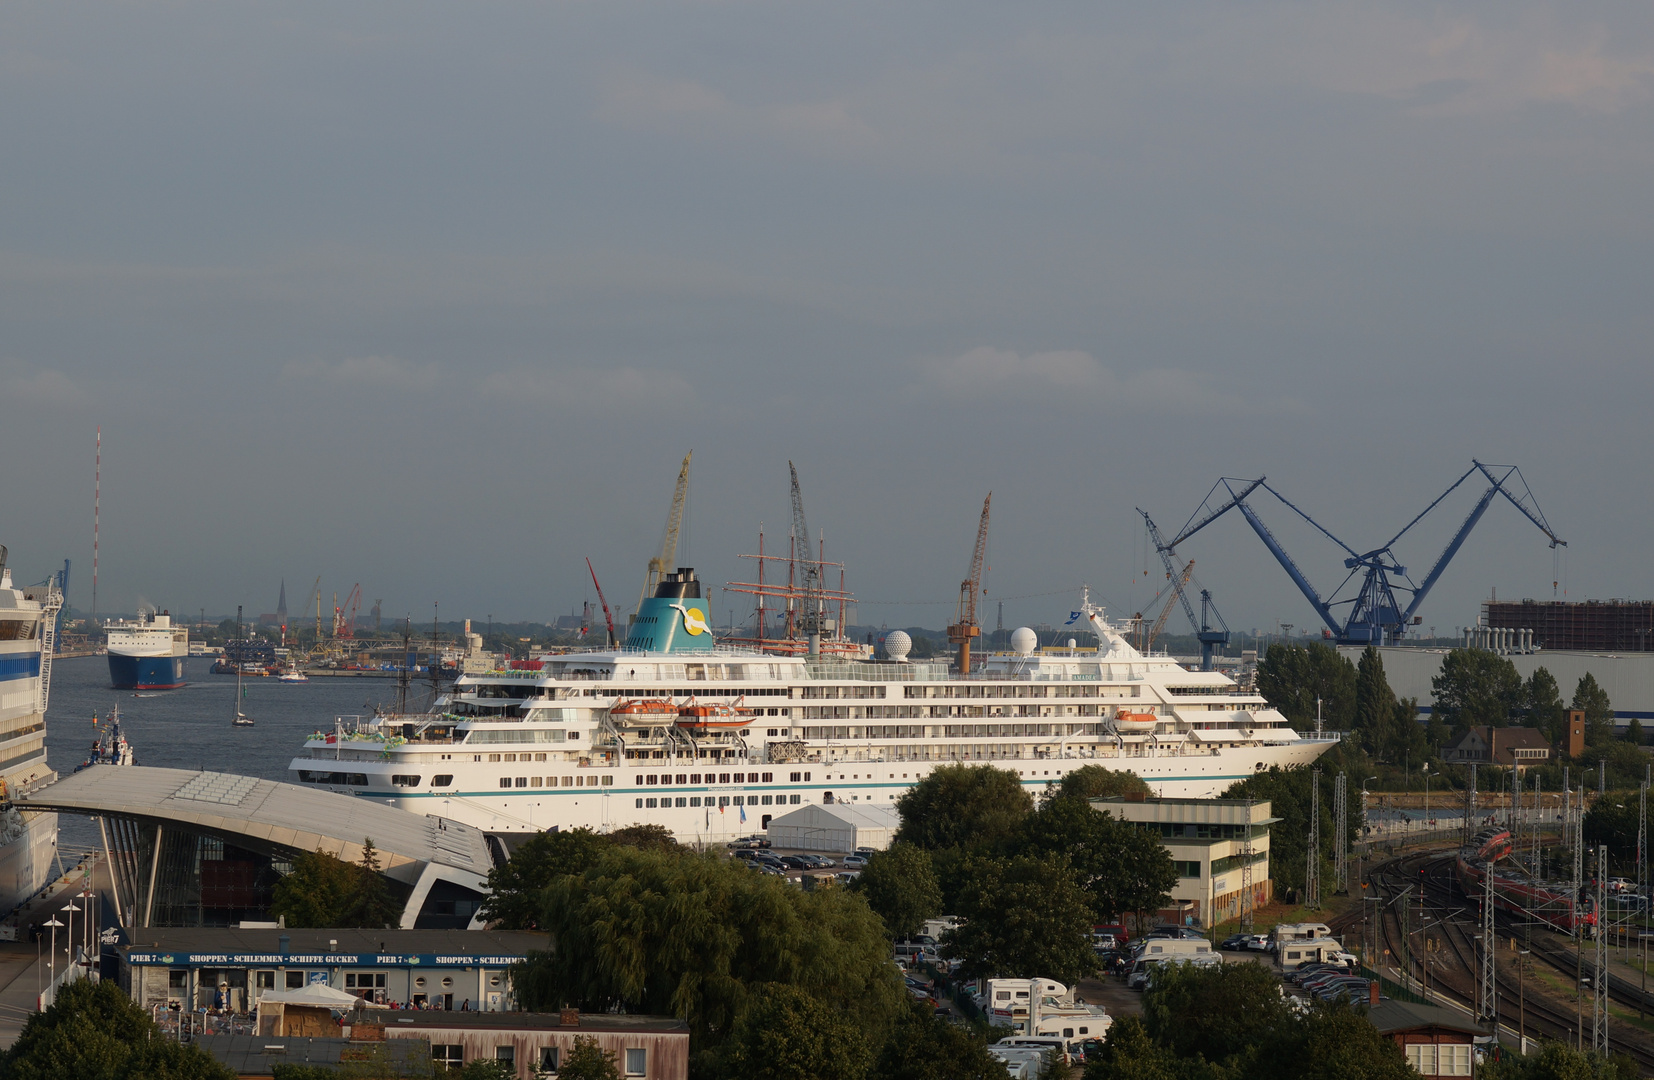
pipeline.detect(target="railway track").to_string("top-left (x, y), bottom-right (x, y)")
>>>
top-left (1355, 851), bottom-right (1654, 1070)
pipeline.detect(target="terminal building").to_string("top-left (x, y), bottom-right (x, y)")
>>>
top-left (1092, 796), bottom-right (1275, 927)
top-left (14, 767), bottom-right (496, 929)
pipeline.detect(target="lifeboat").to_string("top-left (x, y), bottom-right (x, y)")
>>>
top-left (1113, 711), bottom-right (1159, 733)
top-left (608, 699), bottom-right (679, 727)
top-left (675, 699), bottom-right (755, 730)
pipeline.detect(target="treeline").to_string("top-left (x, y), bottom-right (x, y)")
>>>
top-left (490, 818), bottom-right (1012, 1080)
top-left (881, 764), bottom-right (1177, 982)
top-left (1083, 961), bottom-right (1639, 1080)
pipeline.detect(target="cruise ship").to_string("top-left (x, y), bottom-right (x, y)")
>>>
top-left (289, 568), bottom-right (1340, 842)
top-left (104, 610), bottom-right (188, 690)
top-left (0, 546), bottom-right (61, 915)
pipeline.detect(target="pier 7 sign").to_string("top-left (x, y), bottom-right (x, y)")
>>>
top-left (125, 952), bottom-right (527, 968)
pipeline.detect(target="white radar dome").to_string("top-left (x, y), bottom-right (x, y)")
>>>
top-left (884, 630), bottom-right (913, 661)
top-left (1010, 627), bottom-right (1038, 656)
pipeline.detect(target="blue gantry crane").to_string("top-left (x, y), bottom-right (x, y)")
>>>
top-left (1161, 461), bottom-right (1565, 646)
top-left (1138, 510), bottom-right (1232, 670)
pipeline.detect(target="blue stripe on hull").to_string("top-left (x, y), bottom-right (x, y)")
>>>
top-left (108, 654), bottom-right (186, 690)
top-left (0, 654), bottom-right (41, 682)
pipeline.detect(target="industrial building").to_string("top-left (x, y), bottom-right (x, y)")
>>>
top-left (1484, 599), bottom-right (1654, 652)
top-left (1091, 796), bottom-right (1275, 927)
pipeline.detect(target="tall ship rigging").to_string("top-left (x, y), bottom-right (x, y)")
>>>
top-left (0, 545), bottom-right (62, 916)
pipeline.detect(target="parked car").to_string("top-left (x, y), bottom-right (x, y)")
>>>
top-left (1220, 934), bottom-right (1252, 951)
top-left (779, 856), bottom-right (811, 870)
top-left (843, 854), bottom-right (869, 868)
top-left (834, 871), bottom-right (861, 885)
top-left (802, 854), bottom-right (837, 869)
top-left (1245, 935), bottom-right (1273, 952)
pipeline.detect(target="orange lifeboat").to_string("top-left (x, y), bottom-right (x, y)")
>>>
top-left (1113, 711), bottom-right (1158, 733)
top-left (608, 699), bottom-right (679, 727)
top-left (675, 698), bottom-right (755, 731)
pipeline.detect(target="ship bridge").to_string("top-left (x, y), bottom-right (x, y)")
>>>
top-left (14, 766), bottom-right (496, 931)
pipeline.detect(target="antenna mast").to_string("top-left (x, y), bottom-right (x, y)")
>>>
top-left (93, 427), bottom-right (100, 624)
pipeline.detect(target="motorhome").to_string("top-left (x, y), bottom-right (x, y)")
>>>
top-left (1276, 939), bottom-right (1356, 971)
top-left (1131, 938), bottom-right (1214, 961)
top-left (1129, 952), bottom-right (1221, 990)
top-left (1269, 922), bottom-right (1333, 945)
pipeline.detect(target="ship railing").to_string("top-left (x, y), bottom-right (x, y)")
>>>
top-left (1301, 731), bottom-right (1344, 742)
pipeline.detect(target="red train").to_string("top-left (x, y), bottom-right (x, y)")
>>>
top-left (1453, 828), bottom-right (1595, 934)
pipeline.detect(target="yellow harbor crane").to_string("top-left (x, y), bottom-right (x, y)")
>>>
top-left (946, 494), bottom-right (991, 673)
top-left (633, 451), bottom-right (692, 623)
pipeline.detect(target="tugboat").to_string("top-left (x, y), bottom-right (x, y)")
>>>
top-left (74, 707), bottom-right (134, 770)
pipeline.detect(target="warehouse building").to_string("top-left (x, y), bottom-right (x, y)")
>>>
top-left (765, 803), bottom-right (897, 853)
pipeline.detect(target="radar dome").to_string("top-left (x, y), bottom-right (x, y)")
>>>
top-left (884, 630), bottom-right (913, 661)
top-left (1010, 627), bottom-right (1038, 656)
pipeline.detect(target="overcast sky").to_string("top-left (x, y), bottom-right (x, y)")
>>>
top-left (3, 1), bottom-right (1651, 638)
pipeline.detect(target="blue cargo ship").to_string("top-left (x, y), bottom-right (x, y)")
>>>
top-left (105, 610), bottom-right (188, 690)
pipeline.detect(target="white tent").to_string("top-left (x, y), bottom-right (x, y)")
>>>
top-left (256, 982), bottom-right (387, 1008)
top-left (767, 803), bottom-right (898, 853)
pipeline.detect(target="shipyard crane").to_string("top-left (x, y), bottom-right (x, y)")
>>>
top-left (1144, 559), bottom-right (1195, 652)
top-left (1166, 460), bottom-right (1566, 645)
top-left (788, 461), bottom-right (830, 651)
top-left (1139, 509), bottom-right (1232, 669)
top-left (302, 576), bottom-right (322, 645)
top-left (947, 494), bottom-right (992, 673)
top-left (633, 452), bottom-right (692, 622)
top-left (587, 558), bottom-right (618, 648)
top-left (334, 584), bottom-right (362, 640)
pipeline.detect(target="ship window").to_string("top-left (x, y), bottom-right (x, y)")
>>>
top-left (535, 753), bottom-right (547, 761)
top-left (488, 754), bottom-right (501, 763)
top-left (531, 777), bottom-right (542, 787)
top-left (719, 773), bottom-right (730, 783)
top-left (718, 796), bottom-right (729, 807)
top-left (499, 778), bottom-right (511, 788)
top-left (503, 753), bottom-right (517, 762)
top-left (790, 772), bottom-right (801, 782)
top-left (676, 774), bottom-right (687, 784)
top-left (789, 794), bottom-right (801, 804)
top-left (690, 797), bottom-right (701, 807)
top-left (646, 798), bottom-right (657, 808)
top-left (432, 774), bottom-right (453, 786)
top-left (733, 796), bottom-right (743, 806)
top-left (603, 775), bottom-right (614, 785)
top-left (636, 799), bottom-right (644, 808)
top-left (659, 775), bottom-right (673, 787)
top-left (691, 774), bottom-right (702, 784)
top-left (563, 776), bottom-right (574, 787)
top-left (645, 775), bottom-right (657, 785)
top-left (733, 772), bottom-right (745, 783)
top-left (762, 772), bottom-right (773, 782)
top-left (391, 775), bottom-right (421, 788)
top-left (761, 795), bottom-right (773, 805)
top-left (675, 797), bottom-right (686, 807)
top-left (514, 777), bottom-right (527, 788)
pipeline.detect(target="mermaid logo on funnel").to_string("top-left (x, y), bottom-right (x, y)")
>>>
top-left (669, 603), bottom-right (710, 636)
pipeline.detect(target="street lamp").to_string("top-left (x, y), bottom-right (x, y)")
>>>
top-left (1517, 948), bottom-right (1531, 1055)
top-left (59, 903), bottom-right (79, 972)
top-left (42, 917), bottom-right (64, 1005)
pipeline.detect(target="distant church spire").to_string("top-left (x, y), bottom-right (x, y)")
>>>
top-left (277, 579), bottom-right (288, 621)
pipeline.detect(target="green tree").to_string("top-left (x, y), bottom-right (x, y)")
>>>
top-left (0, 979), bottom-right (235, 1080)
top-left (271, 849), bottom-right (361, 928)
top-left (721, 984), bottom-right (873, 1080)
top-left (345, 839), bottom-right (399, 929)
top-left (607, 823), bottom-right (680, 851)
top-left (1017, 796), bottom-right (1175, 922)
top-left (1431, 648), bottom-right (1523, 736)
top-left (1142, 961), bottom-right (1295, 1069)
top-left (1573, 673), bottom-right (1614, 747)
top-left (873, 1001), bottom-right (1012, 1080)
top-left (1279, 1001), bottom-right (1417, 1080)
top-left (550, 1037), bottom-right (622, 1080)
top-left (1352, 646), bottom-right (1395, 756)
top-left (1478, 1040), bottom-right (1639, 1080)
top-left (1524, 667), bottom-right (1566, 744)
top-left (943, 854), bottom-right (1097, 983)
top-left (1082, 1015), bottom-right (1202, 1080)
top-left (480, 827), bottom-right (612, 929)
top-left (853, 843), bottom-right (941, 939)
top-left (1254, 643), bottom-right (1357, 731)
top-left (1626, 717), bottom-right (1644, 746)
top-left (1222, 766), bottom-right (1347, 897)
top-left (894, 764), bottom-right (1033, 854)
top-left (1052, 764), bottom-right (1152, 801)
top-left (514, 846), bottom-right (903, 1054)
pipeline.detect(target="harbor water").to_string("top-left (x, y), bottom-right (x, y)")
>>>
top-left (43, 656), bottom-right (434, 851)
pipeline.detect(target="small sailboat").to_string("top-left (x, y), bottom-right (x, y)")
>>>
top-left (232, 605), bottom-right (255, 727)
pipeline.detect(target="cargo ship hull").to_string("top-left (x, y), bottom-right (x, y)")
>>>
top-left (108, 653), bottom-right (186, 691)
